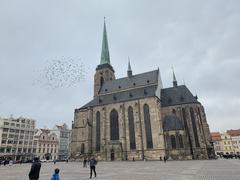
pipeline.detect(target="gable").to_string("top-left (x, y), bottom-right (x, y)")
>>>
top-left (161, 85), bottom-right (199, 107)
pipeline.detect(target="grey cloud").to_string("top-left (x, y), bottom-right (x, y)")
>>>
top-left (0, 0), bottom-right (240, 131)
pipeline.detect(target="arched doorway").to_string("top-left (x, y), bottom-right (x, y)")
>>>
top-left (45, 153), bottom-right (51, 160)
top-left (81, 143), bottom-right (85, 154)
top-left (110, 149), bottom-right (115, 161)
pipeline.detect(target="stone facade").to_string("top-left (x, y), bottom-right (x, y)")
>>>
top-left (71, 21), bottom-right (213, 161)
top-left (34, 129), bottom-right (59, 160)
top-left (211, 131), bottom-right (240, 155)
top-left (0, 117), bottom-right (36, 161)
top-left (162, 104), bottom-right (211, 160)
top-left (51, 124), bottom-right (71, 160)
top-left (72, 100), bottom-right (212, 160)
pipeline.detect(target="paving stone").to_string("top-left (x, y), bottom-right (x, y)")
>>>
top-left (0, 159), bottom-right (240, 180)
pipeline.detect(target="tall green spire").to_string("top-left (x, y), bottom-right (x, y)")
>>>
top-left (100, 18), bottom-right (110, 65)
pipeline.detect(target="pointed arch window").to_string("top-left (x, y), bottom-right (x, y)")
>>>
top-left (100, 76), bottom-right (104, 87)
top-left (128, 106), bottom-right (136, 150)
top-left (110, 109), bottom-right (119, 140)
top-left (190, 107), bottom-right (200, 147)
top-left (96, 111), bottom-right (101, 151)
top-left (171, 135), bottom-right (176, 149)
top-left (143, 104), bottom-right (153, 149)
top-left (197, 107), bottom-right (204, 133)
top-left (182, 108), bottom-right (188, 130)
top-left (81, 143), bottom-right (85, 154)
top-left (178, 134), bottom-right (184, 148)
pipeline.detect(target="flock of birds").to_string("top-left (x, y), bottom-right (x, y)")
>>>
top-left (35, 57), bottom-right (88, 89)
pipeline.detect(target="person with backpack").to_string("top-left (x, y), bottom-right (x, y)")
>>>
top-left (50, 168), bottom-right (60, 180)
top-left (89, 157), bottom-right (97, 178)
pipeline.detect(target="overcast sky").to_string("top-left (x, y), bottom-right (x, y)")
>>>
top-left (0, 0), bottom-right (239, 132)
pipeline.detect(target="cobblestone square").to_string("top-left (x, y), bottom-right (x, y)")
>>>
top-left (1, 159), bottom-right (240, 180)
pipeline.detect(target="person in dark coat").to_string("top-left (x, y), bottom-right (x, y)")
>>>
top-left (28, 157), bottom-right (41, 180)
top-left (163, 156), bottom-right (167, 163)
top-left (89, 157), bottom-right (97, 178)
top-left (83, 157), bottom-right (87, 167)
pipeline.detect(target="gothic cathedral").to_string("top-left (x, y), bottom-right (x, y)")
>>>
top-left (71, 21), bottom-right (213, 161)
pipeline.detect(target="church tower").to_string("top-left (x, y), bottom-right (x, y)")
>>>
top-left (94, 19), bottom-right (115, 97)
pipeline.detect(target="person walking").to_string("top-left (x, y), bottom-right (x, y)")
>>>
top-left (163, 156), bottom-right (167, 163)
top-left (83, 158), bottom-right (87, 167)
top-left (3, 159), bottom-right (7, 166)
top-left (28, 157), bottom-right (41, 180)
top-left (89, 157), bottom-right (97, 178)
top-left (50, 168), bottom-right (60, 180)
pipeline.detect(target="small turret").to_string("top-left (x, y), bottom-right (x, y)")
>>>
top-left (172, 67), bottom-right (178, 87)
top-left (127, 57), bottom-right (132, 77)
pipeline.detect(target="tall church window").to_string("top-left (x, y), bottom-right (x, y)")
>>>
top-left (110, 109), bottom-right (119, 140)
top-left (190, 107), bottom-right (200, 147)
top-left (81, 143), bottom-right (85, 154)
top-left (100, 76), bottom-right (104, 87)
top-left (197, 107), bottom-right (204, 133)
top-left (143, 104), bottom-right (153, 149)
top-left (96, 111), bottom-right (101, 151)
top-left (128, 106), bottom-right (136, 150)
top-left (171, 135), bottom-right (176, 149)
top-left (178, 134), bottom-right (184, 148)
top-left (182, 108), bottom-right (188, 130)
top-left (197, 108), bottom-right (202, 123)
top-left (166, 134), bottom-right (171, 149)
top-left (182, 108), bottom-right (194, 157)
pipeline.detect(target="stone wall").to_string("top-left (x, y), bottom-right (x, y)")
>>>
top-left (71, 96), bottom-right (166, 160)
top-left (71, 98), bottom-right (212, 160)
top-left (161, 103), bottom-right (211, 159)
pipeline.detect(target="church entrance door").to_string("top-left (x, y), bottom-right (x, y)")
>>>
top-left (111, 149), bottom-right (115, 161)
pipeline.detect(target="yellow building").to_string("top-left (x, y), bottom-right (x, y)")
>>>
top-left (226, 129), bottom-right (240, 154)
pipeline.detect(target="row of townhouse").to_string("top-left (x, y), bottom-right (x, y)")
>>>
top-left (0, 117), bottom-right (71, 161)
top-left (211, 129), bottom-right (240, 155)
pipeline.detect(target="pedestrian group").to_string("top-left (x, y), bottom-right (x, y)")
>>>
top-left (28, 156), bottom-right (98, 179)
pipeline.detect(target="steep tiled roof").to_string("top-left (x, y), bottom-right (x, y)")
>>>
top-left (227, 129), bottom-right (240, 137)
top-left (211, 132), bottom-right (221, 141)
top-left (99, 70), bottom-right (158, 94)
top-left (77, 71), bottom-right (199, 111)
top-left (80, 85), bottom-right (157, 110)
top-left (161, 85), bottom-right (199, 107)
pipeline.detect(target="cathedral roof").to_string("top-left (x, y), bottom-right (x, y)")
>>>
top-left (77, 73), bottom-right (199, 111)
top-left (161, 85), bottom-right (198, 107)
top-left (98, 70), bottom-right (159, 95)
top-left (162, 115), bottom-right (184, 131)
top-left (80, 85), bottom-right (157, 110)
